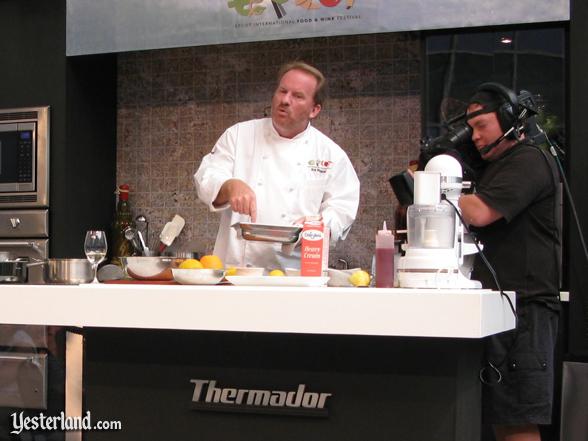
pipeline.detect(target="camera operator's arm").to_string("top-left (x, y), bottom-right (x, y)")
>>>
top-left (459, 194), bottom-right (503, 227)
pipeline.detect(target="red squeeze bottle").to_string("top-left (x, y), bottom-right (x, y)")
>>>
top-left (375, 221), bottom-right (395, 288)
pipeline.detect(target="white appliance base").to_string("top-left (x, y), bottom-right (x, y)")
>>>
top-left (398, 270), bottom-right (482, 289)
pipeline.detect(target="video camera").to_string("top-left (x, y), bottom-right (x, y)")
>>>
top-left (420, 117), bottom-right (472, 154)
top-left (390, 89), bottom-right (539, 206)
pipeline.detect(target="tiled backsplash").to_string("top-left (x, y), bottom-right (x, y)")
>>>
top-left (117, 32), bottom-right (421, 269)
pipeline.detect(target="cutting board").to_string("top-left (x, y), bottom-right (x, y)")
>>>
top-left (103, 279), bottom-right (178, 285)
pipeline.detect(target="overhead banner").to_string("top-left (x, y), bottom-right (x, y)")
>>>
top-left (66, 0), bottom-right (569, 56)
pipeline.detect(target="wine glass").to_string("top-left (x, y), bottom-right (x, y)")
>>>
top-left (84, 230), bottom-right (107, 283)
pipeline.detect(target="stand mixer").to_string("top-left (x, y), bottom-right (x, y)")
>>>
top-left (397, 154), bottom-right (482, 289)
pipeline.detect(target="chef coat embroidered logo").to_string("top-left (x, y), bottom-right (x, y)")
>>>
top-left (307, 160), bottom-right (333, 174)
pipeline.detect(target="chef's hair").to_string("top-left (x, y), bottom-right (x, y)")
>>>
top-left (277, 61), bottom-right (326, 106)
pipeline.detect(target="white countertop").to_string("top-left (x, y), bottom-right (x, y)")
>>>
top-left (0, 284), bottom-right (515, 339)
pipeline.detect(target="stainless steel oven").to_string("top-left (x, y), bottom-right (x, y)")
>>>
top-left (0, 208), bottom-right (50, 414)
top-left (0, 105), bottom-right (50, 281)
top-left (0, 106), bottom-right (49, 208)
top-left (0, 107), bottom-right (56, 424)
top-left (0, 326), bottom-right (48, 410)
top-left (0, 207), bottom-right (49, 283)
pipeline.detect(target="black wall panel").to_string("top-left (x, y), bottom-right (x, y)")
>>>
top-left (568, 0), bottom-right (588, 357)
top-left (0, 0), bottom-right (117, 258)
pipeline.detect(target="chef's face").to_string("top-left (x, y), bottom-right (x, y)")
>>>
top-left (467, 103), bottom-right (509, 161)
top-left (271, 68), bottom-right (322, 139)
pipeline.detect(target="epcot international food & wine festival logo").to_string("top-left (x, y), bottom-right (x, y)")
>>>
top-left (228, 0), bottom-right (356, 18)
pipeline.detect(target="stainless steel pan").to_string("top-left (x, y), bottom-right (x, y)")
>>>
top-left (232, 222), bottom-right (303, 244)
top-left (28, 258), bottom-right (93, 284)
top-left (0, 258), bottom-right (29, 283)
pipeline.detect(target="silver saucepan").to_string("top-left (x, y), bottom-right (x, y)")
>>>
top-left (28, 258), bottom-right (93, 284)
top-left (0, 258), bottom-right (29, 283)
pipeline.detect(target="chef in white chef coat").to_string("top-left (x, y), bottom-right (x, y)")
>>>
top-left (194, 61), bottom-right (360, 269)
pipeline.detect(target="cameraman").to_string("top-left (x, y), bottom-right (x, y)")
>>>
top-left (459, 84), bottom-right (561, 441)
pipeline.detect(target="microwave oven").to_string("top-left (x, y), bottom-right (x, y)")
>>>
top-left (0, 106), bottom-right (49, 208)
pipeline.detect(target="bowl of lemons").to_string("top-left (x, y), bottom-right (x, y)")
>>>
top-left (171, 256), bottom-right (226, 285)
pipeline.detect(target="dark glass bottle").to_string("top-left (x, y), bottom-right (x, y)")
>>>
top-left (111, 184), bottom-right (135, 266)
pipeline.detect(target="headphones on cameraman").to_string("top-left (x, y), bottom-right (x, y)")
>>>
top-left (475, 82), bottom-right (522, 139)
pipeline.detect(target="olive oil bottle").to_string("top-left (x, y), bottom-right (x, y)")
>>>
top-left (111, 184), bottom-right (135, 266)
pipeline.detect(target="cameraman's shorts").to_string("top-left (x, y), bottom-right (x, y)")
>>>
top-left (481, 300), bottom-right (559, 426)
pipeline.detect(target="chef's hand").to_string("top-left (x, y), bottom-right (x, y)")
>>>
top-left (214, 179), bottom-right (257, 222)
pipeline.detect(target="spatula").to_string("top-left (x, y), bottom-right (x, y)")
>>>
top-left (158, 214), bottom-right (185, 253)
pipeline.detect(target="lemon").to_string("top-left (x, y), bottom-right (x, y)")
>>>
top-left (269, 269), bottom-right (285, 277)
top-left (226, 267), bottom-right (237, 276)
top-left (349, 270), bottom-right (371, 287)
top-left (200, 255), bottom-right (223, 270)
top-left (179, 258), bottom-right (203, 269)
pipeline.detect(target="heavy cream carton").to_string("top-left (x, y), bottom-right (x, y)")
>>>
top-left (300, 220), bottom-right (330, 277)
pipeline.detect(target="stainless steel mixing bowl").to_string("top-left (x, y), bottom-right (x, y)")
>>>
top-left (121, 256), bottom-right (182, 281)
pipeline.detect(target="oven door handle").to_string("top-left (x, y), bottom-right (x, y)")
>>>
top-left (0, 354), bottom-right (39, 363)
top-left (0, 241), bottom-right (42, 253)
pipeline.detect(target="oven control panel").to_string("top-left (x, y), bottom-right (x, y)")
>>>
top-left (16, 130), bottom-right (34, 183)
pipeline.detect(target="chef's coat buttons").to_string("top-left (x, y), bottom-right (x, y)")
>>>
top-left (297, 162), bottom-right (301, 166)
top-left (257, 182), bottom-right (263, 186)
top-left (262, 155), bottom-right (268, 160)
top-left (281, 214), bottom-right (286, 218)
top-left (289, 188), bottom-right (294, 192)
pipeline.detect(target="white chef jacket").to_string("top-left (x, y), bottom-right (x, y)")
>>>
top-left (194, 118), bottom-right (360, 269)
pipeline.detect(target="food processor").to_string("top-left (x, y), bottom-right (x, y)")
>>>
top-left (397, 154), bottom-right (482, 289)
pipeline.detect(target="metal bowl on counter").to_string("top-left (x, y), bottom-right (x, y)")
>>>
top-left (171, 268), bottom-right (226, 285)
top-left (121, 256), bottom-right (182, 281)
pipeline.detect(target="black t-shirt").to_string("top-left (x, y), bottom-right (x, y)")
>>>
top-left (471, 142), bottom-right (561, 307)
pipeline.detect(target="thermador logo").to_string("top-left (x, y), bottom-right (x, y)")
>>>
top-left (190, 379), bottom-right (332, 417)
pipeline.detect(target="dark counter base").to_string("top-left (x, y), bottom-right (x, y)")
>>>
top-left (84, 328), bottom-right (483, 441)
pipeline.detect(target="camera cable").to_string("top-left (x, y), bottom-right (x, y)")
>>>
top-left (441, 195), bottom-right (518, 385)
